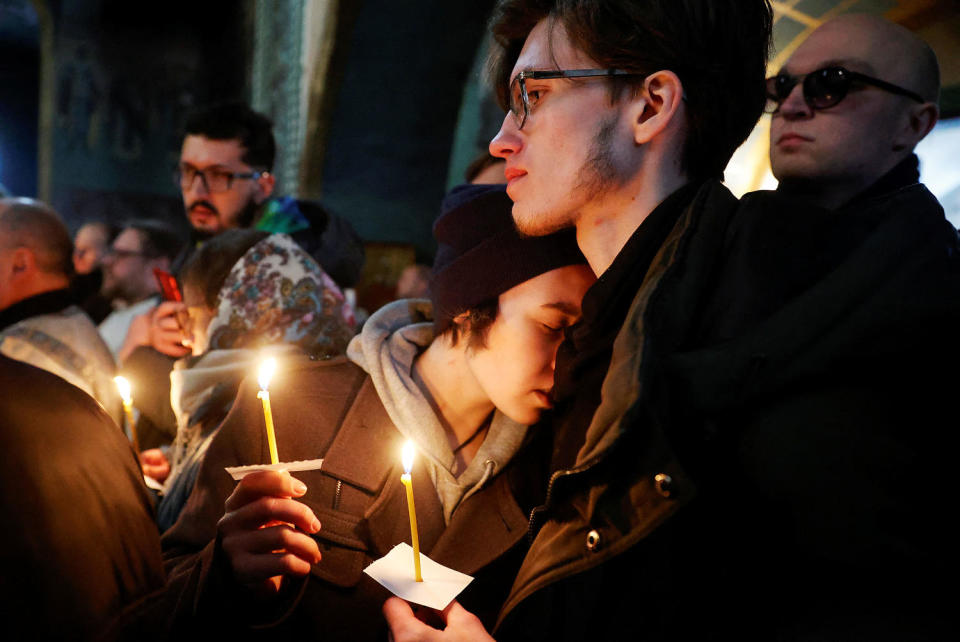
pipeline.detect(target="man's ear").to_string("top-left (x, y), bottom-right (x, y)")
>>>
top-left (444, 310), bottom-right (473, 345)
top-left (10, 247), bottom-right (35, 276)
top-left (451, 310), bottom-right (471, 331)
top-left (894, 101), bottom-right (938, 151)
top-left (629, 70), bottom-right (684, 146)
top-left (254, 171), bottom-right (277, 204)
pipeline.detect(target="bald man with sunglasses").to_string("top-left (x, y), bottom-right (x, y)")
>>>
top-left (766, 13), bottom-right (940, 209)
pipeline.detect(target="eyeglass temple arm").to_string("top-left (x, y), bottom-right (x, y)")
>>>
top-left (847, 71), bottom-right (925, 104)
top-left (527, 68), bottom-right (640, 80)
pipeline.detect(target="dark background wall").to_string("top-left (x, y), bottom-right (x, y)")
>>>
top-left (319, 0), bottom-right (495, 260)
top-left (44, 0), bottom-right (250, 238)
top-left (0, 1), bottom-right (39, 197)
top-left (1, 0), bottom-right (497, 261)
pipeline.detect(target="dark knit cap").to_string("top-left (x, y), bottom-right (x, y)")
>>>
top-left (430, 183), bottom-right (586, 333)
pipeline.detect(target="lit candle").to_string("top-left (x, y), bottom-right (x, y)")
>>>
top-left (114, 375), bottom-right (141, 463)
top-left (400, 440), bottom-right (423, 582)
top-left (257, 358), bottom-right (280, 465)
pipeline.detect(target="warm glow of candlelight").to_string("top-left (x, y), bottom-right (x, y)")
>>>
top-left (257, 356), bottom-right (280, 465)
top-left (402, 440), bottom-right (415, 474)
top-left (113, 375), bottom-right (140, 464)
top-left (258, 358), bottom-right (277, 391)
top-left (114, 375), bottom-right (132, 406)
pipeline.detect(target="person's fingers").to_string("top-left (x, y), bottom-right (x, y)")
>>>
top-left (175, 308), bottom-right (190, 331)
top-left (222, 523), bottom-right (321, 561)
top-left (153, 301), bottom-right (186, 320)
top-left (219, 495), bottom-right (320, 536)
top-left (142, 462), bottom-right (170, 481)
top-left (225, 471), bottom-right (307, 510)
top-left (151, 326), bottom-right (190, 356)
top-left (154, 325), bottom-right (184, 344)
top-left (154, 342), bottom-right (191, 358)
top-left (383, 597), bottom-right (431, 641)
top-left (140, 449), bottom-right (167, 465)
top-left (140, 449), bottom-right (169, 479)
top-left (229, 549), bottom-right (315, 586)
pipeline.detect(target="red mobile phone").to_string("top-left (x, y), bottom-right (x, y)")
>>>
top-left (153, 268), bottom-right (183, 302)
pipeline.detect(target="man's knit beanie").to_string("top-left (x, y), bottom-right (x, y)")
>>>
top-left (429, 183), bottom-right (586, 334)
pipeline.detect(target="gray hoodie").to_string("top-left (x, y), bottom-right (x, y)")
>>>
top-left (347, 299), bottom-right (528, 523)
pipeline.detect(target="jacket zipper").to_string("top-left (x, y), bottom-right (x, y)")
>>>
top-left (526, 455), bottom-right (606, 543)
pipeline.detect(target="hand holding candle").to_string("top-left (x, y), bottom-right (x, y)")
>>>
top-left (257, 358), bottom-right (280, 465)
top-left (400, 440), bottom-right (423, 582)
top-left (114, 375), bottom-right (141, 461)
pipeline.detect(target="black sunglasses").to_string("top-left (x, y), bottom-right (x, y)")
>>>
top-left (765, 65), bottom-right (925, 113)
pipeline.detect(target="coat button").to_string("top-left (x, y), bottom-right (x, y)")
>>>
top-left (585, 529), bottom-right (601, 552)
top-left (654, 473), bottom-right (674, 498)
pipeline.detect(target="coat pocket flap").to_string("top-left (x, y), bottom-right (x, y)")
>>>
top-left (308, 505), bottom-right (370, 587)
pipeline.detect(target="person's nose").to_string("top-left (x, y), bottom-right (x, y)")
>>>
top-left (548, 340), bottom-right (562, 375)
top-left (489, 113), bottom-right (522, 159)
top-left (185, 171), bottom-right (210, 198)
top-left (777, 82), bottom-right (813, 120)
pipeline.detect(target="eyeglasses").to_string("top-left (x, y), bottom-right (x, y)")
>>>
top-left (765, 65), bottom-right (925, 114)
top-left (508, 68), bottom-right (641, 130)
top-left (174, 165), bottom-right (267, 193)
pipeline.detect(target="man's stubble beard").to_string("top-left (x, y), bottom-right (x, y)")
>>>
top-left (100, 271), bottom-right (137, 305)
top-left (573, 114), bottom-right (625, 205)
top-left (513, 114), bottom-right (627, 238)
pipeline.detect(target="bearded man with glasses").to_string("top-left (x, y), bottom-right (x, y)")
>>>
top-left (384, 4), bottom-right (957, 642)
top-left (120, 103), bottom-right (361, 462)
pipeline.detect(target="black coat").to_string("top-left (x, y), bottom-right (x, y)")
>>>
top-left (0, 355), bottom-right (165, 641)
top-left (497, 181), bottom-right (960, 640)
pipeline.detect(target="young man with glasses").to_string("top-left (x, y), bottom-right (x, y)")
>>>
top-left (176, 103), bottom-right (277, 243)
top-left (98, 220), bottom-right (181, 359)
top-left (385, 3), bottom-right (958, 641)
top-left (141, 104), bottom-right (363, 356)
top-left (124, 104), bottom-right (361, 456)
top-left (95, 220), bottom-right (184, 452)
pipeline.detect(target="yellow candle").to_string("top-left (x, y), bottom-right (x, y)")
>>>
top-left (401, 441), bottom-right (422, 582)
top-left (114, 376), bottom-right (141, 462)
top-left (257, 358), bottom-right (280, 465)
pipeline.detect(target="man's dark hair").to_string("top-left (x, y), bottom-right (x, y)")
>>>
top-left (77, 221), bottom-right (120, 246)
top-left (487, 0), bottom-right (773, 180)
top-left (180, 229), bottom-right (269, 308)
top-left (183, 102), bottom-right (276, 171)
top-left (123, 220), bottom-right (184, 262)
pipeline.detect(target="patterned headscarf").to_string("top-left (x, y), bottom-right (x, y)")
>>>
top-left (205, 233), bottom-right (355, 357)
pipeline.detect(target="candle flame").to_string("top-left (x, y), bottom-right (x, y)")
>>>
top-left (402, 440), bottom-right (415, 474)
top-left (114, 376), bottom-right (132, 405)
top-left (258, 357), bottom-right (277, 391)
